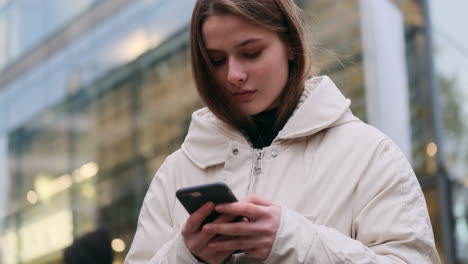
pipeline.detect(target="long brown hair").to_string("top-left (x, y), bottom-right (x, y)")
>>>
top-left (190, 0), bottom-right (311, 134)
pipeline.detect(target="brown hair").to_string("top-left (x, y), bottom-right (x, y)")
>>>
top-left (190, 0), bottom-right (311, 134)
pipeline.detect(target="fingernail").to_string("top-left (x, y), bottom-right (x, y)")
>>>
top-left (203, 224), bottom-right (212, 231)
top-left (216, 204), bottom-right (225, 210)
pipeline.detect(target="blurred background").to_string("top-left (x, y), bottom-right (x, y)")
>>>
top-left (0, 0), bottom-right (466, 263)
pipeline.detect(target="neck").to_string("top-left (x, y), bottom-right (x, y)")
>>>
top-left (249, 108), bottom-right (280, 149)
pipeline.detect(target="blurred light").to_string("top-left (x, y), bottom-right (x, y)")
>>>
top-left (2, 230), bottom-right (18, 263)
top-left (26, 190), bottom-right (38, 204)
top-left (75, 162), bottom-right (99, 182)
top-left (111, 238), bottom-right (126, 253)
top-left (34, 174), bottom-right (52, 200)
top-left (149, 32), bottom-right (162, 48)
top-left (465, 177), bottom-right (468, 188)
top-left (35, 174), bottom-right (73, 200)
top-left (112, 29), bottom-right (149, 64)
top-left (426, 142), bottom-right (438, 157)
top-left (56, 174), bottom-right (73, 189)
top-left (19, 210), bottom-right (73, 262)
top-left (80, 162), bottom-right (99, 178)
top-left (72, 169), bottom-right (81, 180)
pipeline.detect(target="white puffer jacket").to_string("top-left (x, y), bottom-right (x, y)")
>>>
top-left (125, 76), bottom-right (440, 264)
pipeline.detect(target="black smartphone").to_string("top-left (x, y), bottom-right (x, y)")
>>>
top-left (176, 182), bottom-right (240, 225)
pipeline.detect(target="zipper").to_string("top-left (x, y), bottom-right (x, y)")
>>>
top-left (248, 149), bottom-right (264, 194)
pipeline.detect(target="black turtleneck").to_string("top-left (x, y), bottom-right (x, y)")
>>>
top-left (249, 108), bottom-right (280, 149)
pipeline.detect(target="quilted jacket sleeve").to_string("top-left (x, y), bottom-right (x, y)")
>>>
top-left (124, 158), bottom-right (202, 264)
top-left (264, 139), bottom-right (440, 264)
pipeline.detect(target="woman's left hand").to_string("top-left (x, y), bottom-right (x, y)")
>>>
top-left (202, 195), bottom-right (281, 260)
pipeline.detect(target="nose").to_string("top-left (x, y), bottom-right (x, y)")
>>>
top-left (226, 59), bottom-right (247, 86)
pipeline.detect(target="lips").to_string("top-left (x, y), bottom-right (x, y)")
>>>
top-left (233, 90), bottom-right (256, 101)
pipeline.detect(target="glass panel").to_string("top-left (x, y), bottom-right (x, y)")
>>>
top-left (137, 45), bottom-right (200, 180)
top-left (3, 33), bottom-right (201, 264)
top-left (452, 182), bottom-right (468, 263)
top-left (0, 12), bottom-right (7, 68)
top-left (48, 0), bottom-right (96, 35)
top-left (0, 0), bottom-right (99, 71)
top-left (400, 1), bottom-right (467, 262)
top-left (93, 82), bottom-right (133, 173)
top-left (7, 1), bottom-right (20, 63)
top-left (1, 217), bottom-right (18, 264)
top-left (19, 200), bottom-right (73, 263)
top-left (5, 108), bottom-right (74, 263)
top-left (428, 10), bottom-right (468, 261)
top-left (423, 187), bottom-right (445, 263)
top-left (1, 1), bottom-right (198, 263)
top-left (303, 0), bottom-right (366, 121)
top-left (16, 0), bottom-right (45, 53)
top-left (429, 0), bottom-right (468, 166)
top-left (398, 0), bottom-right (446, 260)
top-left (398, 0), bottom-right (434, 177)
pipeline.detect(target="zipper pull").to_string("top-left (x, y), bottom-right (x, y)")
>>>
top-left (254, 149), bottom-right (263, 174)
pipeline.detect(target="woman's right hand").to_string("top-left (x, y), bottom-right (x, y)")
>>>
top-left (181, 202), bottom-right (235, 264)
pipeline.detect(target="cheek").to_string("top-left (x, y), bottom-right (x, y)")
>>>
top-left (214, 67), bottom-right (228, 85)
top-left (252, 56), bottom-right (279, 75)
top-left (254, 56), bottom-right (289, 86)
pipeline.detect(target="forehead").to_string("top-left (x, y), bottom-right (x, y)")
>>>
top-left (202, 14), bottom-right (277, 49)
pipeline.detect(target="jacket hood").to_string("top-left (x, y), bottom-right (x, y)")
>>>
top-left (181, 76), bottom-right (359, 169)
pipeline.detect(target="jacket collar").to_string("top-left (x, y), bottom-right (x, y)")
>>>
top-left (278, 76), bottom-right (356, 139)
top-left (181, 76), bottom-right (359, 169)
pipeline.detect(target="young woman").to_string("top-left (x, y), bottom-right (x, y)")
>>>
top-left (125, 1), bottom-right (440, 263)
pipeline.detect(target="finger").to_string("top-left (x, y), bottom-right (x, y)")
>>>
top-left (242, 195), bottom-right (273, 206)
top-left (212, 213), bottom-right (239, 224)
top-left (208, 236), bottom-right (267, 251)
top-left (188, 214), bottom-right (238, 251)
top-left (209, 234), bottom-right (235, 243)
top-left (215, 202), bottom-right (265, 219)
top-left (203, 221), bottom-right (264, 236)
top-left (184, 202), bottom-right (215, 234)
top-left (186, 233), bottom-right (227, 257)
top-left (194, 214), bottom-right (236, 244)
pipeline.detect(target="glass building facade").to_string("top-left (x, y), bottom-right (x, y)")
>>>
top-left (0, 0), bottom-right (101, 71)
top-left (0, 0), bottom-right (466, 263)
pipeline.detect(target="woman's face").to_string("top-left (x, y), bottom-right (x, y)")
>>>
top-left (202, 14), bottom-right (291, 115)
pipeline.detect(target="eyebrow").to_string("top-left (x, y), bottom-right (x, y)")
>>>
top-left (206, 38), bottom-right (263, 53)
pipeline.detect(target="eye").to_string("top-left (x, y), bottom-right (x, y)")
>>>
top-left (211, 58), bottom-right (226, 66)
top-left (244, 50), bottom-right (262, 59)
